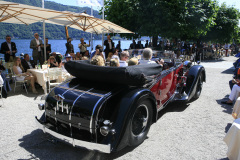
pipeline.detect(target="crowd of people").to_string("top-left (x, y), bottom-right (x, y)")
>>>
top-left (3, 32), bottom-right (238, 95)
top-left (129, 39), bottom-right (240, 61)
top-left (0, 33), bottom-right (166, 95)
top-left (222, 59), bottom-right (240, 105)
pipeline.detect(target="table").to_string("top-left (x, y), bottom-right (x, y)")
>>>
top-left (232, 97), bottom-right (240, 119)
top-left (224, 118), bottom-right (240, 160)
top-left (28, 68), bottom-right (71, 94)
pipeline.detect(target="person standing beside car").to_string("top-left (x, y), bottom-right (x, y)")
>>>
top-left (41, 37), bottom-right (51, 60)
top-left (65, 37), bottom-right (74, 56)
top-left (30, 33), bottom-right (43, 65)
top-left (104, 35), bottom-right (114, 58)
top-left (1, 35), bottom-right (17, 82)
top-left (0, 35), bottom-right (17, 64)
top-left (78, 38), bottom-right (90, 56)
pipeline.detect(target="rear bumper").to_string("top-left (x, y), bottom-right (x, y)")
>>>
top-left (35, 116), bottom-right (111, 153)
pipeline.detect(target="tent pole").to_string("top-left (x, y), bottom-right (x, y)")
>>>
top-left (91, 6), bottom-right (93, 51)
top-left (42, 0), bottom-right (46, 62)
top-left (102, 0), bottom-right (104, 47)
top-left (65, 26), bottom-right (69, 40)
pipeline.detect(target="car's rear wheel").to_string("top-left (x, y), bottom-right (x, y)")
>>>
top-left (193, 73), bottom-right (203, 99)
top-left (127, 99), bottom-right (153, 147)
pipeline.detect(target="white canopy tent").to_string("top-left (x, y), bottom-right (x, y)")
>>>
top-left (0, 0), bottom-right (133, 60)
top-left (45, 12), bottom-right (133, 34)
top-left (0, 0), bottom-right (67, 61)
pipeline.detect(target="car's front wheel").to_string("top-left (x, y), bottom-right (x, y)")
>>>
top-left (127, 99), bottom-right (153, 147)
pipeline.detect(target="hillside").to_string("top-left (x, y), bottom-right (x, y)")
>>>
top-left (0, 0), bottom-right (102, 39)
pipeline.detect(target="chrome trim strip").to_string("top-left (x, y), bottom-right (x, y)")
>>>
top-left (157, 92), bottom-right (176, 112)
top-left (89, 97), bottom-right (104, 134)
top-left (69, 88), bottom-right (94, 121)
top-left (58, 86), bottom-right (104, 97)
top-left (35, 117), bottom-right (111, 153)
top-left (89, 92), bottom-right (112, 134)
top-left (62, 84), bottom-right (79, 96)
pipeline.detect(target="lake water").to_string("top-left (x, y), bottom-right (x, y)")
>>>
top-left (0, 39), bottom-right (147, 58)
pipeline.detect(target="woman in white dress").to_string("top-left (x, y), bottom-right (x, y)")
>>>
top-left (12, 57), bottom-right (38, 93)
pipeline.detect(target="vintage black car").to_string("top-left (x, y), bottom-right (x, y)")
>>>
top-left (36, 50), bottom-right (205, 153)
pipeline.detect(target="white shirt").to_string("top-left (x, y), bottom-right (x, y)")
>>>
top-left (139, 59), bottom-right (156, 65)
top-left (27, 61), bottom-right (33, 69)
top-left (119, 60), bottom-right (128, 67)
top-left (35, 38), bottom-right (41, 51)
top-left (0, 75), bottom-right (3, 85)
top-left (7, 42), bottom-right (12, 55)
top-left (78, 43), bottom-right (90, 52)
top-left (108, 41), bottom-right (112, 49)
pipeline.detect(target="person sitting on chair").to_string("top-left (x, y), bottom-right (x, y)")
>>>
top-left (110, 58), bottom-right (119, 67)
top-left (128, 57), bottom-right (138, 66)
top-left (48, 56), bottom-right (58, 68)
top-left (90, 45), bottom-right (105, 60)
top-left (119, 51), bottom-right (129, 67)
top-left (12, 57), bottom-right (37, 93)
top-left (75, 52), bottom-right (82, 60)
top-left (51, 52), bottom-right (61, 65)
top-left (139, 48), bottom-right (164, 66)
top-left (91, 55), bottom-right (105, 66)
top-left (21, 54), bottom-right (35, 72)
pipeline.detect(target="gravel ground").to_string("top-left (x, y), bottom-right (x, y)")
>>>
top-left (0, 56), bottom-right (237, 160)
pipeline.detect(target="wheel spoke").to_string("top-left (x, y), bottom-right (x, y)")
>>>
top-left (131, 104), bottom-right (149, 136)
top-left (142, 117), bottom-right (148, 128)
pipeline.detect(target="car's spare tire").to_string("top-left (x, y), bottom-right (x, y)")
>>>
top-left (65, 60), bottom-right (162, 86)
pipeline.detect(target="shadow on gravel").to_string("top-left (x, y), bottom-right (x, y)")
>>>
top-left (201, 59), bottom-right (225, 63)
top-left (18, 129), bottom-right (141, 160)
top-left (221, 66), bottom-right (235, 75)
top-left (225, 123), bottom-right (232, 133)
top-left (218, 158), bottom-right (229, 160)
top-left (157, 101), bottom-right (190, 120)
top-left (6, 83), bottom-right (45, 98)
top-left (216, 98), bottom-right (233, 114)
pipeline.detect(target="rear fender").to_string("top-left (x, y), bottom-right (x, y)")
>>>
top-left (98, 88), bottom-right (156, 152)
top-left (185, 65), bottom-right (206, 100)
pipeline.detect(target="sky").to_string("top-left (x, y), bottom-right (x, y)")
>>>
top-left (45, 0), bottom-right (240, 11)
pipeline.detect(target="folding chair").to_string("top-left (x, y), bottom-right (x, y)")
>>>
top-left (13, 74), bottom-right (28, 94)
top-left (47, 68), bottom-right (63, 93)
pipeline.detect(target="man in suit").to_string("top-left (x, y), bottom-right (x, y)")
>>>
top-left (21, 54), bottom-right (35, 72)
top-left (104, 35), bottom-right (114, 58)
top-left (30, 33), bottom-right (43, 65)
top-left (130, 39), bottom-right (137, 49)
top-left (65, 37), bottom-right (74, 56)
top-left (41, 37), bottom-right (51, 61)
top-left (0, 35), bottom-right (17, 63)
top-left (1, 35), bottom-right (17, 81)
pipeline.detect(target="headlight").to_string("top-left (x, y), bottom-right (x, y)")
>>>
top-left (100, 120), bottom-right (116, 136)
top-left (38, 103), bottom-right (45, 110)
top-left (100, 126), bottom-right (110, 136)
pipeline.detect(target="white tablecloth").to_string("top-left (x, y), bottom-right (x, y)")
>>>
top-left (232, 97), bottom-right (240, 119)
top-left (28, 68), bottom-right (71, 94)
top-left (224, 118), bottom-right (240, 160)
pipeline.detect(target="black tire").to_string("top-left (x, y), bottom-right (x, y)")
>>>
top-left (193, 73), bottom-right (203, 99)
top-left (127, 99), bottom-right (153, 147)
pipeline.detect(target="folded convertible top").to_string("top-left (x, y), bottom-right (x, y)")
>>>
top-left (65, 60), bottom-right (162, 86)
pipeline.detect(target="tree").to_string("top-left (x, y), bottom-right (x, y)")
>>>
top-left (105, 0), bottom-right (219, 46)
top-left (204, 3), bottom-right (240, 44)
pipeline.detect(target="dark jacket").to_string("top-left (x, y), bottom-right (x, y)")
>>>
top-left (41, 44), bottom-right (52, 60)
top-left (104, 39), bottom-right (114, 57)
top-left (0, 42), bottom-right (17, 62)
top-left (65, 42), bottom-right (74, 55)
top-left (21, 59), bottom-right (35, 72)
